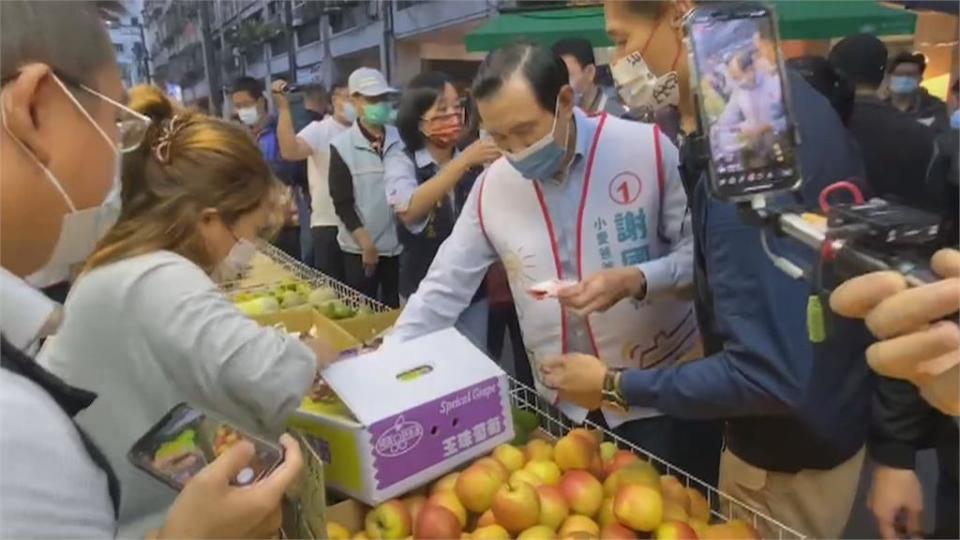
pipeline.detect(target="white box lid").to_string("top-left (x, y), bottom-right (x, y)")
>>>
top-left (320, 328), bottom-right (506, 425)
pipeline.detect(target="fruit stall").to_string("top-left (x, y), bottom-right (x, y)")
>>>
top-left (234, 246), bottom-right (805, 540)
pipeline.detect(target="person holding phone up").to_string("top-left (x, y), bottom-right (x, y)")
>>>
top-left (0, 2), bottom-right (305, 539)
top-left (538, 2), bottom-right (872, 538)
top-left (37, 84), bottom-right (338, 535)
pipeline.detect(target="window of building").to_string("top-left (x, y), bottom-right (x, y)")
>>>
top-left (296, 22), bottom-right (320, 46)
top-left (396, 0), bottom-right (428, 9)
top-left (245, 43), bottom-right (263, 66)
top-left (269, 35), bottom-right (288, 57)
top-left (130, 16), bottom-right (139, 26)
top-left (114, 43), bottom-right (124, 53)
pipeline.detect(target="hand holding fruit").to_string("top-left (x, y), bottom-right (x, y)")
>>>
top-left (155, 434), bottom-right (303, 540)
top-left (539, 354), bottom-right (607, 410)
top-left (557, 268), bottom-right (646, 316)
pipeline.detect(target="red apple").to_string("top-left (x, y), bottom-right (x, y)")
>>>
top-left (431, 472), bottom-right (459, 494)
top-left (491, 481), bottom-right (541, 534)
top-left (558, 515), bottom-right (600, 538)
top-left (476, 509), bottom-right (496, 528)
top-left (517, 525), bottom-right (558, 539)
top-left (559, 470), bottom-right (604, 517)
top-left (654, 521), bottom-right (699, 540)
top-left (525, 439), bottom-right (554, 462)
top-left (597, 497), bottom-right (616, 528)
top-left (472, 524), bottom-right (510, 539)
top-left (413, 504), bottom-right (461, 539)
top-left (365, 500), bottom-right (412, 539)
top-left (604, 450), bottom-right (640, 476)
top-left (600, 522), bottom-right (638, 539)
top-left (659, 475), bottom-right (690, 513)
top-left (686, 488), bottom-right (710, 522)
top-left (537, 485), bottom-right (570, 530)
top-left (613, 483), bottom-right (663, 532)
top-left (554, 434), bottom-right (596, 472)
top-left (456, 463), bottom-right (504, 513)
top-left (403, 495), bottom-right (427, 526)
top-left (427, 491), bottom-right (467, 528)
top-left (493, 444), bottom-right (526, 472)
top-left (525, 459), bottom-right (563, 486)
top-left (475, 457), bottom-right (510, 483)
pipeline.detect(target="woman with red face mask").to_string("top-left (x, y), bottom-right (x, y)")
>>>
top-left (385, 71), bottom-right (501, 348)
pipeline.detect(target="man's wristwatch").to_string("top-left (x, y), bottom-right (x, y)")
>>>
top-left (601, 368), bottom-right (628, 410)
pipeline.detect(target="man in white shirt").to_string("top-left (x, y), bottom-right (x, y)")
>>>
top-left (388, 42), bottom-right (706, 476)
top-left (275, 79), bottom-right (354, 281)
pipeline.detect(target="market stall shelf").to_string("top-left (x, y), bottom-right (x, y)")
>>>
top-left (248, 244), bottom-right (804, 539)
top-left (506, 378), bottom-right (805, 540)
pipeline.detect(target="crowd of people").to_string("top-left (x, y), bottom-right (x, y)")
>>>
top-left (1, 0), bottom-right (958, 539)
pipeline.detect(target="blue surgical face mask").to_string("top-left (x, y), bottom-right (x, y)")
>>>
top-left (341, 102), bottom-right (357, 124)
top-left (889, 76), bottom-right (919, 95)
top-left (951, 109), bottom-right (960, 130)
top-left (504, 101), bottom-right (571, 181)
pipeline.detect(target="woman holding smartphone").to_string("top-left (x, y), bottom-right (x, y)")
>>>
top-left (39, 85), bottom-right (337, 535)
top-left (384, 72), bottom-right (500, 347)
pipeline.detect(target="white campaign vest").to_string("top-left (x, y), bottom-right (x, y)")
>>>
top-left (478, 114), bottom-right (697, 428)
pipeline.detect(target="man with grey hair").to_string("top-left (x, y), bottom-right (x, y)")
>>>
top-left (1, 2), bottom-right (303, 538)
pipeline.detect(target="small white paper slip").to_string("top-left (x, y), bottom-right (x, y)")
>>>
top-left (527, 279), bottom-right (577, 300)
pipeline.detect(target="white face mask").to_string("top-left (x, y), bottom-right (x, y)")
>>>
top-left (212, 236), bottom-right (257, 283)
top-left (237, 106), bottom-right (259, 127)
top-left (1, 75), bottom-right (121, 277)
top-left (340, 102), bottom-right (357, 124)
top-left (611, 50), bottom-right (681, 114)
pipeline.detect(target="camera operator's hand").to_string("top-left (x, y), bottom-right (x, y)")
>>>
top-left (868, 465), bottom-right (924, 540)
top-left (155, 434), bottom-right (303, 539)
top-left (830, 248), bottom-right (960, 415)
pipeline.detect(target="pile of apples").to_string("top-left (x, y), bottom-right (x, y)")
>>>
top-left (328, 429), bottom-right (761, 540)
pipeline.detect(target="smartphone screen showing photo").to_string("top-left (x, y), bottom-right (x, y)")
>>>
top-left (688, 6), bottom-right (799, 200)
top-left (129, 403), bottom-right (283, 491)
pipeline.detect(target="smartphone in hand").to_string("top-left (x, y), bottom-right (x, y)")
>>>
top-left (128, 403), bottom-right (284, 491)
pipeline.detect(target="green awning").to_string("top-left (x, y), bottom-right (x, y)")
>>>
top-left (465, 2), bottom-right (916, 53)
top-left (465, 6), bottom-right (611, 53)
top-left (773, 0), bottom-right (916, 40)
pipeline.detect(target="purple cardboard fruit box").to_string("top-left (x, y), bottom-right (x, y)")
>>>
top-left (289, 328), bottom-right (515, 505)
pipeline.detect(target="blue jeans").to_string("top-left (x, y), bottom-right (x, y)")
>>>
top-left (293, 185), bottom-right (313, 266)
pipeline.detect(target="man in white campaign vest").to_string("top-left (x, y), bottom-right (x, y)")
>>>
top-left (388, 43), bottom-right (717, 476)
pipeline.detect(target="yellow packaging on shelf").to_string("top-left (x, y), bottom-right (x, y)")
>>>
top-left (250, 308), bottom-right (360, 353)
top-left (332, 309), bottom-right (401, 343)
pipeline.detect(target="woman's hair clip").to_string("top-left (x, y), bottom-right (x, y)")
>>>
top-left (153, 114), bottom-right (187, 163)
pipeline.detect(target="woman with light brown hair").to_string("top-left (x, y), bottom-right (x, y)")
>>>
top-left (39, 85), bottom-right (337, 535)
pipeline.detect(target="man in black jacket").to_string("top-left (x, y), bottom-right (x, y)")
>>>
top-left (829, 34), bottom-right (941, 211)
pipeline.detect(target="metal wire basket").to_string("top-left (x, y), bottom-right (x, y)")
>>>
top-left (508, 378), bottom-right (806, 540)
top-left (253, 244), bottom-right (803, 538)
top-left (222, 243), bottom-right (391, 313)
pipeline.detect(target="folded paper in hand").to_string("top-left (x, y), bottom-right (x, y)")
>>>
top-left (527, 279), bottom-right (577, 300)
